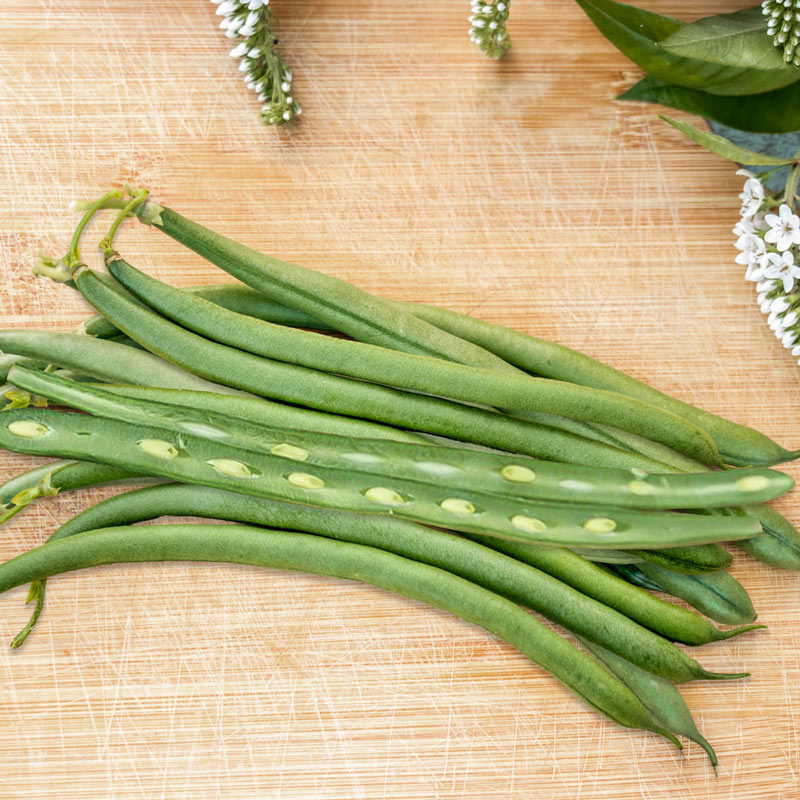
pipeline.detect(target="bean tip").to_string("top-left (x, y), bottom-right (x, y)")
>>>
top-left (715, 623), bottom-right (767, 641)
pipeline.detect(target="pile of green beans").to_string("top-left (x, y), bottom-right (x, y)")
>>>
top-left (0, 192), bottom-right (798, 769)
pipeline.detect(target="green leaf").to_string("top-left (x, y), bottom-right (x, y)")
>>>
top-left (707, 122), bottom-right (800, 191)
top-left (659, 7), bottom-right (798, 80)
top-left (575, 0), bottom-right (800, 96)
top-left (619, 76), bottom-right (800, 133)
top-left (660, 115), bottom-right (796, 164)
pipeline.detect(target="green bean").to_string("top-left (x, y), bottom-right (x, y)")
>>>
top-left (136, 203), bottom-right (519, 370)
top-left (738, 505), bottom-right (800, 569)
top-left (93, 385), bottom-right (430, 445)
top-left (0, 354), bottom-right (48, 384)
top-left (102, 259), bottom-right (690, 458)
top-left (538, 398), bottom-right (800, 572)
top-left (78, 284), bottom-right (326, 340)
top-left (611, 564), bottom-right (757, 626)
top-left (0, 330), bottom-right (236, 394)
top-left (81, 283), bottom-right (800, 567)
top-left (130, 202), bottom-right (795, 465)
top-left (578, 638), bottom-right (717, 768)
top-left (10, 365), bottom-right (792, 514)
top-left (0, 332), bottom-right (681, 472)
top-left (164, 282), bottom-right (797, 566)
top-left (103, 258), bottom-right (723, 466)
top-left (2, 461), bottom-right (755, 647)
top-left (75, 285), bottom-right (663, 458)
top-left (0, 460), bottom-right (144, 528)
top-left (0, 522), bottom-right (681, 744)
top-left (400, 301), bottom-right (799, 468)
top-left (463, 533), bottom-right (761, 645)
top-left (19, 484), bottom-right (748, 682)
top-left (628, 544), bottom-right (732, 575)
top-left (92, 387), bottom-right (749, 574)
top-left (77, 266), bottom-right (800, 565)
top-left (39, 277), bottom-right (686, 472)
top-left (0, 408), bottom-right (762, 548)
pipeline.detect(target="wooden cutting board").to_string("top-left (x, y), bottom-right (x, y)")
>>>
top-left (1, 1), bottom-right (799, 797)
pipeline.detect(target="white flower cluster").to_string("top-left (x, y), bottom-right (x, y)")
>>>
top-left (735, 169), bottom-right (800, 361)
top-left (762, 0), bottom-right (800, 67)
top-left (469, 1), bottom-right (511, 59)
top-left (211, 0), bottom-right (301, 126)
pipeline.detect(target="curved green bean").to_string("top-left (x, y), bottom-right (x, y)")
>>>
top-left (43, 275), bottom-right (685, 472)
top-left (578, 638), bottom-right (717, 768)
top-left (136, 203), bottom-right (519, 370)
top-left (627, 544), bottom-right (732, 575)
top-left (463, 533), bottom-right (759, 645)
top-left (739, 505), bottom-right (800, 569)
top-left (611, 564), bottom-right (757, 626)
top-left (0, 460), bottom-right (143, 528)
top-left (10, 365), bottom-right (793, 513)
top-left (103, 258), bottom-right (724, 466)
top-left (0, 408), bottom-right (762, 548)
top-left (16, 484), bottom-right (749, 682)
top-left (0, 330), bottom-right (235, 393)
top-left (0, 521), bottom-right (681, 744)
top-left (400, 301), bottom-right (799, 468)
top-left (78, 283), bottom-right (326, 340)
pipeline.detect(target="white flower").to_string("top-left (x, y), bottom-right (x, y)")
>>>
top-left (783, 310), bottom-right (799, 328)
top-left (771, 296), bottom-right (791, 313)
top-left (764, 204), bottom-right (800, 252)
top-left (733, 217), bottom-right (755, 238)
top-left (739, 176), bottom-right (765, 218)
top-left (763, 250), bottom-right (800, 293)
top-left (783, 330), bottom-right (798, 348)
top-left (735, 232), bottom-right (766, 278)
top-left (230, 42), bottom-right (248, 58)
top-left (792, 344), bottom-right (800, 357)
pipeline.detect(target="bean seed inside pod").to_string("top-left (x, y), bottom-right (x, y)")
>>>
top-left (207, 458), bottom-right (254, 478)
top-left (137, 439), bottom-right (179, 460)
top-left (583, 517), bottom-right (617, 534)
top-left (364, 487), bottom-right (405, 506)
top-left (8, 420), bottom-right (50, 439)
top-left (286, 472), bottom-right (325, 489)
top-left (510, 515), bottom-right (548, 534)
top-left (501, 465), bottom-right (536, 483)
top-left (271, 443), bottom-right (309, 461)
top-left (440, 498), bottom-right (476, 515)
top-left (736, 475), bottom-right (771, 492)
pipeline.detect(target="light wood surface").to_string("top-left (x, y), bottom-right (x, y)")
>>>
top-left (2, 2), bottom-right (800, 797)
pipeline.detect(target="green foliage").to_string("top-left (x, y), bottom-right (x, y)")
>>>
top-left (660, 7), bottom-right (796, 82)
top-left (575, 0), bottom-right (800, 96)
top-left (576, 0), bottom-right (800, 134)
top-left (619, 76), bottom-right (800, 133)
top-left (659, 116), bottom-right (797, 164)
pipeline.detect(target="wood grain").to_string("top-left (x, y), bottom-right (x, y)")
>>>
top-left (1, 1), bottom-right (799, 797)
